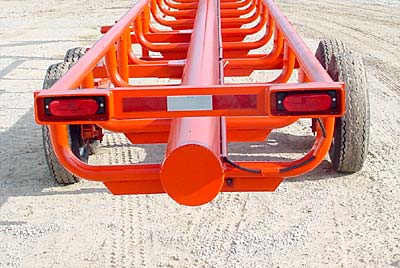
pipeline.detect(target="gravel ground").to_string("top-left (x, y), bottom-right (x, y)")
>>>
top-left (0, 0), bottom-right (399, 267)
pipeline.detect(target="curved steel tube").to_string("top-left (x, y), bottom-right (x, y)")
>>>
top-left (150, 0), bottom-right (194, 28)
top-left (105, 46), bottom-right (132, 87)
top-left (223, 8), bottom-right (273, 51)
top-left (134, 16), bottom-right (190, 52)
top-left (221, 2), bottom-right (267, 36)
top-left (269, 43), bottom-right (296, 83)
top-left (226, 26), bottom-right (284, 67)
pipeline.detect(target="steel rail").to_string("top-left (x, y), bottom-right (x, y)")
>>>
top-left (160, 0), bottom-right (224, 206)
top-left (262, 0), bottom-right (333, 83)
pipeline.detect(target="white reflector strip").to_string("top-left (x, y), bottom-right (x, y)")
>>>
top-left (168, 59), bottom-right (186, 66)
top-left (178, 29), bottom-right (193, 34)
top-left (167, 95), bottom-right (212, 111)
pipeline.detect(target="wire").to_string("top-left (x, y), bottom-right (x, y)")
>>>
top-left (280, 156), bottom-right (316, 173)
top-left (316, 118), bottom-right (327, 138)
top-left (222, 156), bottom-right (262, 174)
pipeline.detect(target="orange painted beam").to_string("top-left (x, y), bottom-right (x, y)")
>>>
top-left (160, 0), bottom-right (224, 206)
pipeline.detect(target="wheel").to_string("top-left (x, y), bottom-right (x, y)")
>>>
top-left (64, 47), bottom-right (87, 65)
top-left (42, 62), bottom-right (89, 184)
top-left (64, 47), bottom-right (101, 155)
top-left (315, 39), bottom-right (370, 173)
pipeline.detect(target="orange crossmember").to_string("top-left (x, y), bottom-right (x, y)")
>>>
top-left (34, 0), bottom-right (344, 205)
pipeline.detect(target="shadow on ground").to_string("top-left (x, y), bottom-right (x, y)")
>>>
top-left (0, 108), bottom-right (110, 211)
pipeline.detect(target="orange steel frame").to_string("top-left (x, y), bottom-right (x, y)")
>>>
top-left (34, 0), bottom-right (345, 206)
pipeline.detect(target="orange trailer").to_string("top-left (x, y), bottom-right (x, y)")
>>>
top-left (34, 0), bottom-right (370, 206)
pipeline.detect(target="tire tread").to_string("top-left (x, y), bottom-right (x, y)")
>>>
top-left (316, 39), bottom-right (370, 173)
top-left (42, 62), bottom-right (80, 184)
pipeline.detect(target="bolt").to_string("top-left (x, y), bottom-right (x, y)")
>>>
top-left (45, 105), bottom-right (49, 109)
top-left (332, 98), bottom-right (336, 102)
top-left (278, 100), bottom-right (282, 104)
top-left (99, 103), bottom-right (104, 108)
top-left (226, 178), bottom-right (234, 186)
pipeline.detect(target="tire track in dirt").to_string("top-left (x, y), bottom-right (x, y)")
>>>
top-left (345, 66), bottom-right (400, 177)
top-left (281, 1), bottom-right (400, 102)
top-left (109, 195), bottom-right (153, 267)
top-left (281, 1), bottom-right (400, 59)
top-left (109, 196), bottom-right (133, 267)
top-left (370, 66), bottom-right (400, 96)
top-left (310, 0), bottom-right (400, 18)
top-left (99, 133), bottom-right (253, 266)
top-left (192, 193), bottom-right (250, 266)
top-left (135, 196), bottom-right (156, 267)
top-left (105, 134), bottom-right (133, 268)
top-left (99, 132), bottom-right (150, 267)
top-left (292, 12), bottom-right (398, 57)
top-left (223, 195), bottom-right (249, 261)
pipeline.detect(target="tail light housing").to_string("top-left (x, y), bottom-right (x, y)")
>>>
top-left (37, 96), bottom-right (108, 122)
top-left (271, 90), bottom-right (342, 116)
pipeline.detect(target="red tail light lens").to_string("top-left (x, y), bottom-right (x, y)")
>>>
top-left (283, 94), bottom-right (332, 112)
top-left (271, 90), bottom-right (341, 116)
top-left (37, 96), bottom-right (108, 122)
top-left (49, 98), bottom-right (99, 116)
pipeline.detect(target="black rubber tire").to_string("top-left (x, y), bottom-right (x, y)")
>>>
top-left (315, 39), bottom-right (370, 173)
top-left (42, 62), bottom-right (89, 184)
top-left (64, 47), bottom-right (101, 155)
top-left (64, 47), bottom-right (87, 65)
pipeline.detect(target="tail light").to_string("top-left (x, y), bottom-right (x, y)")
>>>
top-left (283, 93), bottom-right (332, 112)
top-left (48, 98), bottom-right (99, 116)
top-left (37, 96), bottom-right (108, 122)
top-left (271, 90), bottom-right (342, 116)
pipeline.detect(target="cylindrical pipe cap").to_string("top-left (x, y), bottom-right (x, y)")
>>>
top-left (160, 144), bottom-right (224, 206)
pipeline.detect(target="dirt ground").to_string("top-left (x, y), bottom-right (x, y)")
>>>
top-left (0, 0), bottom-right (399, 267)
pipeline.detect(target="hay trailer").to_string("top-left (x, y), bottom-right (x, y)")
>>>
top-left (34, 0), bottom-right (369, 206)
